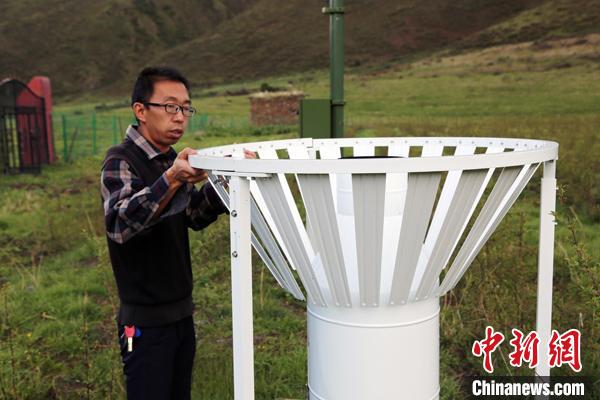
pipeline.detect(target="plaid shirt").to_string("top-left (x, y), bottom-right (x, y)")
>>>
top-left (101, 125), bottom-right (226, 244)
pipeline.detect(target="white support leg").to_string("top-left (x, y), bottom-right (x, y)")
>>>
top-left (535, 160), bottom-right (556, 380)
top-left (230, 176), bottom-right (255, 400)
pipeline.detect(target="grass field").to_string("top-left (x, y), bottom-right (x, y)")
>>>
top-left (0, 37), bottom-right (598, 399)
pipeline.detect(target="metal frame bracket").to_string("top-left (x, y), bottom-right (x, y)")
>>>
top-left (322, 6), bottom-right (345, 14)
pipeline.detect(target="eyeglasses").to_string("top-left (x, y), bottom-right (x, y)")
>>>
top-left (144, 102), bottom-right (197, 117)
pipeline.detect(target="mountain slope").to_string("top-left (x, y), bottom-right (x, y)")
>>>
top-left (146, 0), bottom-right (548, 87)
top-left (0, 0), bottom-right (256, 93)
top-left (1, 0), bottom-right (598, 96)
top-left (459, 0), bottom-right (600, 48)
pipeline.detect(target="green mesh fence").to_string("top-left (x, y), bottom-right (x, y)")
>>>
top-left (53, 112), bottom-right (222, 162)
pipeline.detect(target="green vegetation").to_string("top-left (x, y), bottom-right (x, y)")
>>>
top-left (461, 0), bottom-right (600, 47)
top-left (2, 0), bottom-right (599, 96)
top-left (1, 39), bottom-right (598, 399)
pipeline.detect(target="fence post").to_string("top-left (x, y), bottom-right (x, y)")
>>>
top-left (112, 115), bottom-right (118, 145)
top-left (80, 118), bottom-right (85, 159)
top-left (92, 112), bottom-right (97, 155)
top-left (62, 114), bottom-right (68, 161)
top-left (118, 117), bottom-right (123, 140)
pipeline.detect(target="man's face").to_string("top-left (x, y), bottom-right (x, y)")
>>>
top-left (134, 80), bottom-right (191, 152)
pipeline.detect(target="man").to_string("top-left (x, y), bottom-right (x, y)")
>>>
top-left (101, 66), bottom-right (248, 399)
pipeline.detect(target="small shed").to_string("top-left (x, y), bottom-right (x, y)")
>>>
top-left (249, 91), bottom-right (304, 126)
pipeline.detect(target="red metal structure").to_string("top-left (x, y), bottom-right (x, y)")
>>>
top-left (0, 77), bottom-right (54, 173)
top-left (27, 76), bottom-right (55, 163)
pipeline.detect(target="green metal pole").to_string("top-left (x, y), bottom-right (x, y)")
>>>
top-left (62, 114), bottom-right (68, 161)
top-left (112, 115), bottom-right (118, 145)
top-left (324, 0), bottom-right (345, 138)
top-left (91, 112), bottom-right (97, 155)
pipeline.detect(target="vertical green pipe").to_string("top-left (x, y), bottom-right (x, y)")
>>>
top-left (328, 0), bottom-right (345, 138)
top-left (112, 115), bottom-right (118, 145)
top-left (92, 112), bottom-right (97, 155)
top-left (62, 114), bottom-right (68, 161)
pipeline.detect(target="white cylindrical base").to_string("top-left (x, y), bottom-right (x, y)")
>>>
top-left (307, 298), bottom-right (440, 400)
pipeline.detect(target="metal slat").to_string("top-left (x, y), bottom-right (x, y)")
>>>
top-left (438, 164), bottom-right (539, 295)
top-left (286, 143), bottom-right (335, 300)
top-left (387, 144), bottom-right (410, 158)
top-left (404, 145), bottom-right (444, 297)
top-left (317, 145), bottom-right (359, 302)
top-left (285, 143), bottom-right (323, 300)
top-left (421, 146), bottom-right (476, 250)
top-left (379, 144), bottom-right (410, 300)
top-left (414, 169), bottom-right (489, 299)
top-left (441, 147), bottom-right (504, 258)
top-left (379, 170), bottom-right (408, 301)
top-left (318, 145), bottom-right (341, 160)
top-left (255, 176), bottom-right (326, 306)
top-left (317, 145), bottom-right (342, 210)
top-left (297, 174), bottom-right (352, 307)
top-left (410, 147), bottom-right (476, 296)
top-left (437, 167), bottom-right (523, 295)
top-left (250, 178), bottom-right (297, 270)
top-left (443, 146), bottom-right (506, 263)
top-left (461, 146), bottom-right (505, 233)
top-left (435, 167), bottom-right (521, 296)
top-left (352, 174), bottom-right (387, 307)
top-left (353, 144), bottom-right (375, 157)
top-left (421, 145), bottom-right (444, 157)
top-left (252, 149), bottom-right (296, 270)
top-left (287, 145), bottom-right (312, 160)
top-left (257, 148), bottom-right (316, 262)
top-left (379, 141), bottom-right (410, 300)
top-left (428, 146), bottom-right (504, 280)
top-left (250, 199), bottom-right (305, 300)
top-left (208, 173), bottom-right (305, 300)
top-left (253, 148), bottom-right (314, 274)
top-left (388, 172), bottom-right (442, 305)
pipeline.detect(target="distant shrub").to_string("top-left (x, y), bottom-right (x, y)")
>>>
top-left (259, 82), bottom-right (284, 92)
top-left (224, 88), bottom-right (251, 96)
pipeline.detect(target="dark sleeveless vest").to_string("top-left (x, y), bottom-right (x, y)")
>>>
top-left (103, 140), bottom-right (193, 327)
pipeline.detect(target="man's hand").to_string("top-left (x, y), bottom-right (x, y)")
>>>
top-left (165, 148), bottom-right (207, 187)
top-left (243, 149), bottom-right (257, 159)
top-left (167, 147), bottom-right (255, 188)
top-left (225, 149), bottom-right (257, 159)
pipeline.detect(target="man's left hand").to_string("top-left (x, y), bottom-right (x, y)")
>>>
top-left (243, 149), bottom-right (257, 159)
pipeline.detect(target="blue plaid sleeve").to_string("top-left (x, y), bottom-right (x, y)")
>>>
top-left (101, 158), bottom-right (170, 243)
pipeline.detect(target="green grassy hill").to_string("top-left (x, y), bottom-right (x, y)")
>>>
top-left (458, 0), bottom-right (600, 48)
top-left (2, 0), bottom-right (599, 96)
top-left (0, 0), bottom-right (256, 94)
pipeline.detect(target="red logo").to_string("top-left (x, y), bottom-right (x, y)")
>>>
top-left (473, 327), bottom-right (582, 373)
top-left (472, 326), bottom-right (505, 373)
top-left (508, 328), bottom-right (539, 369)
top-left (549, 329), bottom-right (582, 372)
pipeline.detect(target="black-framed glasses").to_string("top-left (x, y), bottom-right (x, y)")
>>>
top-left (144, 102), bottom-right (196, 117)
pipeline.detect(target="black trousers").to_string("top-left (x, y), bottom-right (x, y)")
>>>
top-left (117, 316), bottom-right (196, 400)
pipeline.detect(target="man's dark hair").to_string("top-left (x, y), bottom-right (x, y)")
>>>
top-left (131, 66), bottom-right (191, 106)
